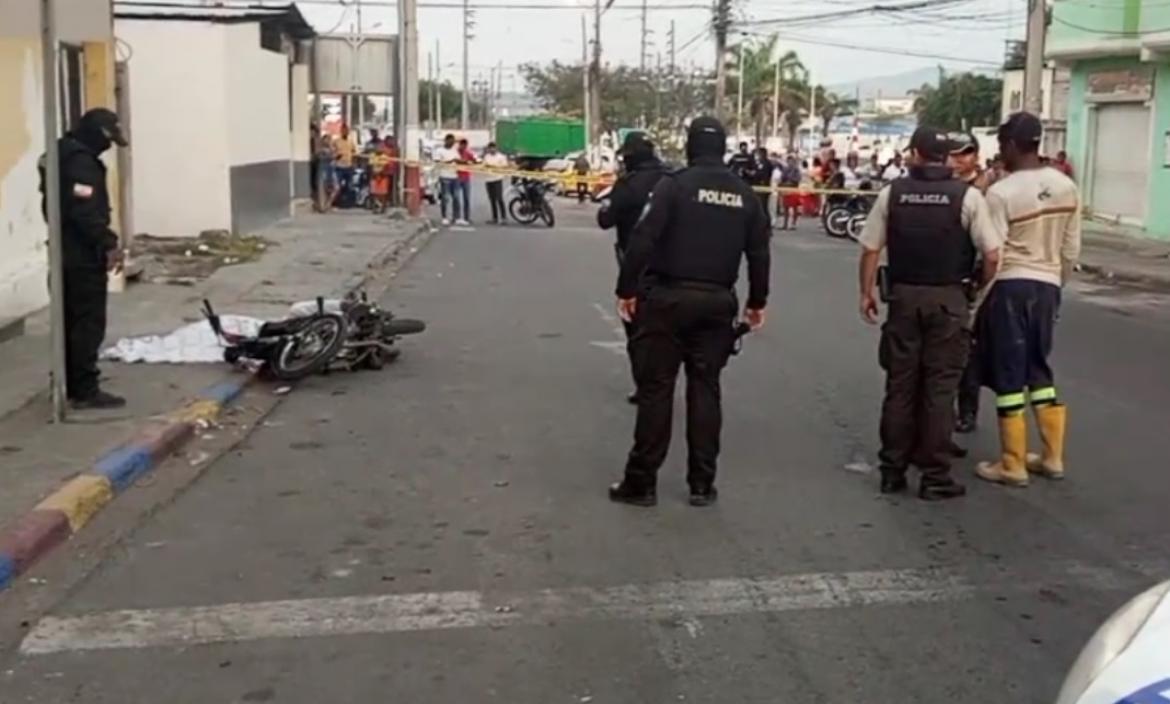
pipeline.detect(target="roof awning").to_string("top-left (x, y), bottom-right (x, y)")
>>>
top-left (113, 1), bottom-right (316, 38)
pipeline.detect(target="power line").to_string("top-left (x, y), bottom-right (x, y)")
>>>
top-left (736, 0), bottom-right (973, 27)
top-left (1050, 14), bottom-right (1170, 35)
top-left (746, 29), bottom-right (1001, 66)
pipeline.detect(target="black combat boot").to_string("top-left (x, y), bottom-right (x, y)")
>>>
top-left (609, 480), bottom-right (657, 507)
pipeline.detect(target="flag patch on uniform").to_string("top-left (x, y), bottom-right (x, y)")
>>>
top-left (72, 183), bottom-right (94, 198)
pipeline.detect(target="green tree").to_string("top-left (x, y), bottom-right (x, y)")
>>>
top-left (723, 35), bottom-right (807, 143)
top-left (812, 87), bottom-right (857, 137)
top-left (419, 79), bottom-right (483, 128)
top-left (915, 73), bottom-right (1003, 131)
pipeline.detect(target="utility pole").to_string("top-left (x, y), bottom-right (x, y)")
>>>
top-left (654, 52), bottom-right (662, 130)
top-left (772, 54), bottom-right (780, 139)
top-left (399, 0), bottom-right (421, 214)
top-left (426, 50), bottom-right (433, 136)
top-left (713, 0), bottom-right (731, 120)
top-left (1023, 0), bottom-right (1046, 115)
top-left (668, 19), bottom-right (676, 74)
top-left (590, 0), bottom-right (602, 149)
top-left (735, 39), bottom-right (744, 143)
top-left (40, 0), bottom-right (66, 422)
top-left (639, 0), bottom-right (648, 71)
top-left (582, 13), bottom-right (591, 157)
top-left (461, 0), bottom-right (473, 130)
top-left (436, 40), bottom-right (443, 130)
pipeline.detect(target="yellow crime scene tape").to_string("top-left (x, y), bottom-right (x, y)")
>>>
top-left (368, 155), bottom-right (876, 198)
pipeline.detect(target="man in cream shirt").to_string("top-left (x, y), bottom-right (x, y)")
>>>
top-left (975, 112), bottom-right (1081, 488)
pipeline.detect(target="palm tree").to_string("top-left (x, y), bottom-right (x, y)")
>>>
top-left (724, 35), bottom-right (807, 144)
top-left (813, 87), bottom-right (858, 137)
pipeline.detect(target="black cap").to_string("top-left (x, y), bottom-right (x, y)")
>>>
top-left (998, 112), bottom-right (1042, 147)
top-left (80, 108), bottom-right (128, 146)
top-left (948, 131), bottom-right (979, 155)
top-left (908, 126), bottom-right (953, 161)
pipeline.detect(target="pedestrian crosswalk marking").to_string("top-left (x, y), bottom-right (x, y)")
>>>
top-left (20, 561), bottom-right (1131, 656)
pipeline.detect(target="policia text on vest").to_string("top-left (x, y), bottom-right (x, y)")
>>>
top-left (857, 127), bottom-right (1003, 502)
top-left (609, 116), bottom-right (770, 509)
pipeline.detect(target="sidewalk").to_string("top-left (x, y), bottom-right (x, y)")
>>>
top-left (0, 210), bottom-right (430, 562)
top-left (1079, 220), bottom-right (1170, 289)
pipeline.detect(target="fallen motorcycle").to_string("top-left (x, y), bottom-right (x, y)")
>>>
top-left (203, 297), bottom-right (346, 381)
top-left (331, 292), bottom-right (427, 371)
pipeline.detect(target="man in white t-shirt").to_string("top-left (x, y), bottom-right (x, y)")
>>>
top-left (882, 152), bottom-right (907, 182)
top-left (841, 152), bottom-right (863, 189)
top-left (974, 112), bottom-right (1081, 489)
top-left (482, 142), bottom-right (509, 224)
top-left (433, 133), bottom-right (465, 225)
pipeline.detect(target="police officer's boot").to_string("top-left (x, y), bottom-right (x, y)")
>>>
top-left (975, 412), bottom-right (1029, 487)
top-left (1026, 403), bottom-right (1066, 480)
top-left (608, 480), bottom-right (657, 507)
top-left (879, 467), bottom-right (908, 494)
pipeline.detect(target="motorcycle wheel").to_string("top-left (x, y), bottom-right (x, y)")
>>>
top-left (508, 197), bottom-right (539, 225)
top-left (824, 207), bottom-right (851, 238)
top-left (381, 316), bottom-right (427, 336)
top-left (540, 200), bottom-right (556, 227)
top-left (270, 314), bottom-right (346, 380)
top-left (846, 213), bottom-right (866, 242)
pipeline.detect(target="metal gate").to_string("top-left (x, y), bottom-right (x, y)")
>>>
top-left (1089, 104), bottom-right (1151, 224)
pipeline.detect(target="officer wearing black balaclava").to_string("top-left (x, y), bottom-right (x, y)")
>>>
top-left (597, 132), bottom-right (667, 404)
top-left (609, 116), bottom-right (771, 508)
top-left (40, 108), bottom-right (129, 409)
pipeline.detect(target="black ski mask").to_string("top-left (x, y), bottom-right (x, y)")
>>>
top-left (685, 116), bottom-right (727, 165)
top-left (73, 108), bottom-right (128, 154)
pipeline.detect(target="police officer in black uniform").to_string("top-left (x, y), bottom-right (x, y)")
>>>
top-left (597, 132), bottom-right (667, 403)
top-left (857, 126), bottom-right (1001, 500)
top-left (41, 108), bottom-right (129, 409)
top-left (610, 117), bottom-right (770, 508)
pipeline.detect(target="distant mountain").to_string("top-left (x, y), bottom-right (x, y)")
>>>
top-left (828, 65), bottom-right (996, 102)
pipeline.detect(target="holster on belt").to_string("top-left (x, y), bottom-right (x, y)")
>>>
top-left (877, 265), bottom-right (893, 303)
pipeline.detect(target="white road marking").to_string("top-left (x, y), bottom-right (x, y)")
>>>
top-left (591, 302), bottom-right (628, 355)
top-left (20, 562), bottom-right (1129, 656)
top-left (589, 340), bottom-right (627, 355)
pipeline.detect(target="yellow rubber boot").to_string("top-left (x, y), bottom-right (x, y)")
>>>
top-left (1026, 404), bottom-right (1066, 479)
top-left (976, 412), bottom-right (1030, 487)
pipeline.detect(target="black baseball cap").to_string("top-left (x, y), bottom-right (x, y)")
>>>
top-left (80, 108), bottom-right (128, 146)
top-left (908, 125), bottom-right (953, 161)
top-left (948, 131), bottom-right (979, 155)
top-left (618, 131), bottom-right (654, 156)
top-left (998, 112), bottom-right (1043, 147)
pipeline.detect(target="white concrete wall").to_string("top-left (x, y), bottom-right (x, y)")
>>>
top-left (117, 19), bottom-right (231, 237)
top-left (291, 63), bottom-right (311, 162)
top-left (225, 23), bottom-right (292, 167)
top-left (0, 0), bottom-right (113, 323)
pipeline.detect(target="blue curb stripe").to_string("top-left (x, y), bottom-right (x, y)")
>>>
top-left (0, 554), bottom-right (14, 591)
top-left (197, 379), bottom-right (249, 406)
top-left (92, 446), bottom-right (155, 494)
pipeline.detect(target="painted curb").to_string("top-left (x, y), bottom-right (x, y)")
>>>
top-left (0, 374), bottom-right (254, 593)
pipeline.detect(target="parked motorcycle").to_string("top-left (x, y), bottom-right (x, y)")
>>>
top-left (508, 177), bottom-right (557, 227)
top-left (823, 182), bottom-right (876, 240)
top-left (203, 297), bottom-right (346, 381)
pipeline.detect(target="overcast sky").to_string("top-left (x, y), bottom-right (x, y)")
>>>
top-left (292, 0), bottom-right (1025, 91)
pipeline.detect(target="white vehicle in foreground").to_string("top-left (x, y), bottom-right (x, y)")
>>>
top-left (1057, 580), bottom-right (1170, 704)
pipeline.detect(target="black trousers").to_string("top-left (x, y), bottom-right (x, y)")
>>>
top-left (977, 279), bottom-right (1062, 413)
top-left (486, 180), bottom-right (506, 221)
top-left (577, 179), bottom-right (589, 203)
top-left (878, 284), bottom-right (969, 481)
top-left (957, 331), bottom-right (981, 419)
top-left (63, 265), bottom-right (109, 399)
top-left (625, 283), bottom-right (737, 490)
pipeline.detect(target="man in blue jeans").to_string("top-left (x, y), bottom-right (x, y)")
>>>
top-left (435, 133), bottom-right (465, 225)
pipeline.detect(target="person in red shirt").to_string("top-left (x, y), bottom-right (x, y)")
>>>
top-left (457, 138), bottom-right (476, 223)
top-left (1052, 150), bottom-right (1074, 180)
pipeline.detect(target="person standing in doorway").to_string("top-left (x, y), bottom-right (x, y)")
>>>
top-left (457, 138), bottom-right (475, 224)
top-left (435, 133), bottom-right (461, 225)
top-left (975, 113), bottom-right (1081, 488)
top-left (483, 142), bottom-right (509, 224)
top-left (333, 124), bottom-right (357, 207)
top-left (40, 108), bottom-right (130, 408)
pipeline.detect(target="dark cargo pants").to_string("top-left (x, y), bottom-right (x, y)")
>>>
top-left (878, 284), bottom-right (970, 481)
top-left (624, 284), bottom-right (737, 491)
top-left (63, 265), bottom-right (109, 399)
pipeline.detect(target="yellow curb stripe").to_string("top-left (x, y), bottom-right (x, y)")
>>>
top-left (171, 399), bottom-right (223, 424)
top-left (35, 475), bottom-right (115, 533)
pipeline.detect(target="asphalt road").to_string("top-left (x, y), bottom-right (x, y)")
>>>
top-left (4, 194), bottom-right (1170, 704)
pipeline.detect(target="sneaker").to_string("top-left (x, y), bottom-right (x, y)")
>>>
top-left (688, 485), bottom-right (718, 507)
top-left (455, 219), bottom-right (471, 226)
top-left (70, 390), bottom-right (126, 410)
top-left (441, 217), bottom-right (451, 226)
top-left (608, 480), bottom-right (657, 507)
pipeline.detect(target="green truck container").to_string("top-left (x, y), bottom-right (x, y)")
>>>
top-left (495, 118), bottom-right (585, 157)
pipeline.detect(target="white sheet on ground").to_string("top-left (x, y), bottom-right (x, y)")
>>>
top-left (101, 315), bottom-right (265, 364)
